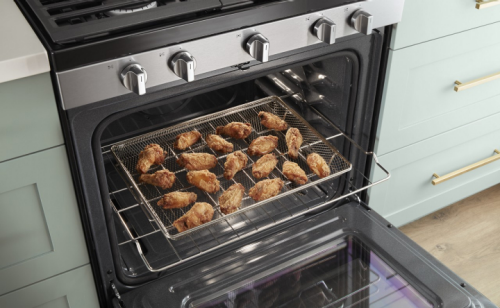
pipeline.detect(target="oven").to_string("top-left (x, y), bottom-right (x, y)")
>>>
top-left (14, 0), bottom-right (497, 307)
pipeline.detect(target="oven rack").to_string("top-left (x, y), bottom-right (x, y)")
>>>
top-left (111, 96), bottom-right (352, 240)
top-left (105, 109), bottom-right (390, 273)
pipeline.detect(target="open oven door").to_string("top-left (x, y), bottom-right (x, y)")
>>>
top-left (111, 202), bottom-right (496, 308)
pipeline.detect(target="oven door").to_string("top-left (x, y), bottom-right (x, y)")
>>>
top-left (111, 202), bottom-right (494, 308)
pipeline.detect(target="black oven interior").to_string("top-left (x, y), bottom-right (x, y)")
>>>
top-left (99, 52), bottom-right (374, 281)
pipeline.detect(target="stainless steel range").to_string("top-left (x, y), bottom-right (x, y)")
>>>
top-left (15, 0), bottom-right (498, 307)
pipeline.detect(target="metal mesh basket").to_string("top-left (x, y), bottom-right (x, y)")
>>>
top-left (111, 96), bottom-right (351, 240)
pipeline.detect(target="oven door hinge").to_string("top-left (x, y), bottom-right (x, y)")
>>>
top-left (110, 281), bottom-right (123, 306)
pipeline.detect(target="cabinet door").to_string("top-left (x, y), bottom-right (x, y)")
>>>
top-left (391, 0), bottom-right (500, 50)
top-left (376, 22), bottom-right (500, 155)
top-left (0, 146), bottom-right (89, 295)
top-left (0, 265), bottom-right (99, 308)
top-left (0, 73), bottom-right (64, 162)
top-left (370, 112), bottom-right (500, 227)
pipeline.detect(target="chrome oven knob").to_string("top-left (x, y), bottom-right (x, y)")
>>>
top-left (313, 17), bottom-right (336, 44)
top-left (351, 10), bottom-right (373, 35)
top-left (120, 64), bottom-right (148, 95)
top-left (246, 33), bottom-right (270, 63)
top-left (169, 51), bottom-right (197, 82)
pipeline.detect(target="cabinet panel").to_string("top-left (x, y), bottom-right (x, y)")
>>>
top-left (0, 265), bottom-right (99, 308)
top-left (369, 112), bottom-right (500, 227)
top-left (0, 146), bottom-right (89, 295)
top-left (0, 73), bottom-right (63, 162)
top-left (391, 0), bottom-right (500, 50)
top-left (376, 22), bottom-right (500, 155)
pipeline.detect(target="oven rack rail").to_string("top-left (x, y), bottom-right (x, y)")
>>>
top-left (105, 113), bottom-right (390, 273)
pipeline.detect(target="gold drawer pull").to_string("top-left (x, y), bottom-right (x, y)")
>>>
top-left (476, 0), bottom-right (500, 9)
top-left (432, 149), bottom-right (500, 185)
top-left (454, 70), bottom-right (500, 92)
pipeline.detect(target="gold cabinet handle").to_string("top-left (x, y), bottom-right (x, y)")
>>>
top-left (454, 70), bottom-right (500, 92)
top-left (476, 0), bottom-right (500, 9)
top-left (432, 149), bottom-right (500, 185)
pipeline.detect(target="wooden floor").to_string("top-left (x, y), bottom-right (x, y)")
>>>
top-left (400, 184), bottom-right (500, 306)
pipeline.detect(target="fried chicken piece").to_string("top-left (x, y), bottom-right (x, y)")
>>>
top-left (282, 161), bottom-right (308, 185)
top-left (258, 111), bottom-right (288, 131)
top-left (174, 130), bottom-right (201, 150)
top-left (186, 170), bottom-right (220, 193)
top-left (136, 144), bottom-right (166, 174)
top-left (223, 151), bottom-right (248, 180)
top-left (285, 128), bottom-right (303, 159)
top-left (173, 202), bottom-right (214, 232)
top-left (206, 134), bottom-right (233, 153)
top-left (216, 122), bottom-right (252, 139)
top-left (247, 135), bottom-right (279, 156)
top-left (219, 183), bottom-right (245, 215)
top-left (176, 153), bottom-right (217, 170)
top-left (252, 154), bottom-right (278, 179)
top-left (248, 178), bottom-right (284, 201)
top-left (307, 153), bottom-right (330, 178)
top-left (157, 191), bottom-right (197, 209)
top-left (139, 169), bottom-right (175, 190)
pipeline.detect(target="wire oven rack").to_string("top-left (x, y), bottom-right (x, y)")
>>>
top-left (111, 96), bottom-right (352, 240)
top-left (105, 98), bottom-right (391, 273)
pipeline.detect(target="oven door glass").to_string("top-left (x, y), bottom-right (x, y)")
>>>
top-left (189, 235), bottom-right (433, 308)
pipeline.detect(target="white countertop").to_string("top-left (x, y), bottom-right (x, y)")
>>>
top-left (0, 1), bottom-right (50, 84)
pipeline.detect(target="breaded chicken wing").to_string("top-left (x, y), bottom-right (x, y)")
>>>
top-left (307, 153), bottom-right (330, 178)
top-left (157, 191), bottom-right (197, 209)
top-left (174, 130), bottom-right (201, 150)
top-left (224, 151), bottom-right (248, 180)
top-left (176, 153), bottom-right (217, 170)
top-left (282, 161), bottom-right (308, 185)
top-left (252, 154), bottom-right (278, 179)
top-left (186, 170), bottom-right (220, 193)
top-left (136, 144), bottom-right (166, 174)
top-left (258, 111), bottom-right (288, 131)
top-left (139, 169), bottom-right (175, 190)
top-left (216, 122), bottom-right (252, 139)
top-left (248, 178), bottom-right (284, 201)
top-left (173, 202), bottom-right (214, 232)
top-left (285, 128), bottom-right (303, 159)
top-left (247, 135), bottom-right (278, 156)
top-left (219, 183), bottom-right (245, 215)
top-left (206, 134), bottom-right (233, 153)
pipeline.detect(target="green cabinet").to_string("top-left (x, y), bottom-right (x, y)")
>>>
top-left (0, 265), bottom-right (99, 308)
top-left (391, 0), bottom-right (500, 50)
top-left (0, 146), bottom-right (90, 295)
top-left (376, 21), bottom-right (500, 156)
top-left (0, 73), bottom-right (63, 163)
top-left (370, 112), bottom-right (500, 227)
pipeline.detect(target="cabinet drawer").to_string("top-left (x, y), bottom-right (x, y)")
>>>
top-left (391, 0), bottom-right (500, 50)
top-left (0, 73), bottom-right (64, 163)
top-left (0, 146), bottom-right (89, 295)
top-left (0, 265), bottom-right (99, 308)
top-left (376, 21), bottom-right (500, 155)
top-left (369, 112), bottom-right (500, 227)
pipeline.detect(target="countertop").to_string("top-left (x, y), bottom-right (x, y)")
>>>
top-left (0, 1), bottom-right (50, 84)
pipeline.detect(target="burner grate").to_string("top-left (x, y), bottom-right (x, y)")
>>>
top-left (24, 0), bottom-right (223, 43)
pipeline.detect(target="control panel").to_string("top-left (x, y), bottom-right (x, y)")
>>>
top-left (57, 0), bottom-right (404, 107)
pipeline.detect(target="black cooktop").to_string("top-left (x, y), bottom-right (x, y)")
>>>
top-left (24, 0), bottom-right (273, 44)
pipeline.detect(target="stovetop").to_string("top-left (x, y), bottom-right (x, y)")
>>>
top-left (22, 0), bottom-right (272, 44)
top-left (16, 0), bottom-right (358, 71)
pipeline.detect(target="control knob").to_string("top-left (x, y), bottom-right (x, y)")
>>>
top-left (169, 51), bottom-right (197, 82)
top-left (245, 33), bottom-right (270, 63)
top-left (351, 10), bottom-right (373, 35)
top-left (120, 64), bottom-right (148, 95)
top-left (313, 17), bottom-right (336, 44)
